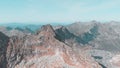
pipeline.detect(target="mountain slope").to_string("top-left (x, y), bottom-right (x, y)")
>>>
top-left (67, 21), bottom-right (120, 68)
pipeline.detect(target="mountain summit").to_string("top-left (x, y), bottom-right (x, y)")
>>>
top-left (37, 24), bottom-right (56, 38)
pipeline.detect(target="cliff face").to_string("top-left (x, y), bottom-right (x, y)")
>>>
top-left (0, 24), bottom-right (102, 68)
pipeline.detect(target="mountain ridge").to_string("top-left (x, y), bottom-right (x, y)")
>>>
top-left (0, 21), bottom-right (120, 68)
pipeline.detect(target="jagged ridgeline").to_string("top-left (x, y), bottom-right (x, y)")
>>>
top-left (0, 24), bottom-right (101, 68)
top-left (0, 21), bottom-right (120, 68)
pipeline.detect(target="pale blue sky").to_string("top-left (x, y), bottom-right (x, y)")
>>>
top-left (0, 0), bottom-right (120, 24)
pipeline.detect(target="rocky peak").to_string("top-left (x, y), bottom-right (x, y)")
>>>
top-left (58, 26), bottom-right (70, 33)
top-left (55, 26), bottom-right (74, 41)
top-left (55, 26), bottom-right (80, 46)
top-left (37, 24), bottom-right (56, 38)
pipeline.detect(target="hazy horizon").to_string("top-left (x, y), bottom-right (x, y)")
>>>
top-left (0, 0), bottom-right (120, 24)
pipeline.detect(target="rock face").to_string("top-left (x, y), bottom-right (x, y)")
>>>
top-left (0, 24), bottom-right (101, 68)
top-left (6, 36), bottom-right (25, 68)
top-left (0, 32), bottom-right (9, 68)
top-left (55, 26), bottom-right (79, 46)
top-left (55, 26), bottom-right (93, 46)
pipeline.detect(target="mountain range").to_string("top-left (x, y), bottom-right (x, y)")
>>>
top-left (0, 21), bottom-right (120, 68)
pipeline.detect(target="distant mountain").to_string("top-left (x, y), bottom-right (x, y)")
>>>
top-left (0, 23), bottom-right (70, 33)
top-left (67, 21), bottom-right (120, 52)
top-left (66, 21), bottom-right (120, 68)
top-left (0, 23), bottom-right (41, 33)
